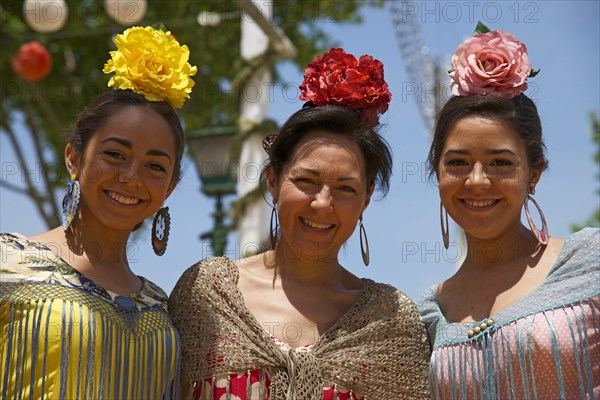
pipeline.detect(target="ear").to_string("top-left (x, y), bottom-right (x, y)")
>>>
top-left (64, 143), bottom-right (81, 177)
top-left (362, 183), bottom-right (375, 213)
top-left (266, 165), bottom-right (279, 203)
top-left (164, 181), bottom-right (177, 201)
top-left (528, 167), bottom-right (542, 194)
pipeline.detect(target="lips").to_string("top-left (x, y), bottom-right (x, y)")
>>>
top-left (462, 199), bottom-right (499, 208)
top-left (105, 190), bottom-right (142, 205)
top-left (300, 217), bottom-right (335, 231)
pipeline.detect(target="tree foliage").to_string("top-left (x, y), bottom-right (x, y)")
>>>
top-left (0, 0), bottom-right (383, 228)
top-left (573, 111), bottom-right (600, 231)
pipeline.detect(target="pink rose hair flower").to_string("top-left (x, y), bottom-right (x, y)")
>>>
top-left (299, 48), bottom-right (391, 123)
top-left (450, 26), bottom-right (536, 98)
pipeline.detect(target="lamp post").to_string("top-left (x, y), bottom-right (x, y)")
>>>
top-left (187, 126), bottom-right (237, 256)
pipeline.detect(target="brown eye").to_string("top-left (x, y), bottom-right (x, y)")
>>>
top-left (148, 162), bottom-right (167, 172)
top-left (104, 150), bottom-right (124, 160)
top-left (490, 159), bottom-right (513, 167)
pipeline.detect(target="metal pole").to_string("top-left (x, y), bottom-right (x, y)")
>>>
top-left (212, 194), bottom-right (227, 256)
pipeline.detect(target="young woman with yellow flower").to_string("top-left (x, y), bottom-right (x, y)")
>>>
top-left (0, 26), bottom-right (196, 399)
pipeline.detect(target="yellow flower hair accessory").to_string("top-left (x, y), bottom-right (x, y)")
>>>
top-left (103, 26), bottom-right (197, 109)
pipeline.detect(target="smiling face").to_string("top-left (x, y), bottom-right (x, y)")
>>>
top-left (268, 131), bottom-right (372, 260)
top-left (437, 116), bottom-right (541, 241)
top-left (66, 106), bottom-right (177, 233)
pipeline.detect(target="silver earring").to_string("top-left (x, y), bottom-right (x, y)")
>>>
top-left (440, 201), bottom-right (449, 249)
top-left (359, 216), bottom-right (370, 266)
top-left (269, 203), bottom-right (278, 250)
top-left (524, 194), bottom-right (549, 245)
top-left (152, 207), bottom-right (171, 256)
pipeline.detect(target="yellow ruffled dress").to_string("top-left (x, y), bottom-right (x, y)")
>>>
top-left (0, 233), bottom-right (180, 399)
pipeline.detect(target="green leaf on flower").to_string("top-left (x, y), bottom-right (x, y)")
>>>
top-left (474, 21), bottom-right (491, 35)
top-left (152, 22), bottom-right (167, 32)
top-left (529, 69), bottom-right (540, 78)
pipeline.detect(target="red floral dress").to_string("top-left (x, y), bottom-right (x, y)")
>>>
top-left (194, 337), bottom-right (364, 400)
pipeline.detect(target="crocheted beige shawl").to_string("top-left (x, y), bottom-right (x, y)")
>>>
top-left (169, 257), bottom-right (430, 399)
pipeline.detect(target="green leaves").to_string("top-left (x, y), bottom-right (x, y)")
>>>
top-left (1, 0), bottom-right (382, 228)
top-left (473, 21), bottom-right (491, 35)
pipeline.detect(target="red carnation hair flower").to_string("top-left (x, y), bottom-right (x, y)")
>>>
top-left (299, 48), bottom-right (391, 124)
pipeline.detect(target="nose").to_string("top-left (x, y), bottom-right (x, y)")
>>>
top-left (465, 161), bottom-right (491, 188)
top-left (311, 185), bottom-right (333, 211)
top-left (118, 161), bottom-right (142, 186)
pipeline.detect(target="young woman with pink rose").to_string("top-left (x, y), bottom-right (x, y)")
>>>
top-left (418, 23), bottom-right (599, 399)
top-left (169, 48), bottom-right (431, 400)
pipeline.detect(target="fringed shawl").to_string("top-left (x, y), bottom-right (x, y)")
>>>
top-left (418, 228), bottom-right (600, 399)
top-left (0, 233), bottom-right (180, 399)
top-left (168, 257), bottom-right (431, 400)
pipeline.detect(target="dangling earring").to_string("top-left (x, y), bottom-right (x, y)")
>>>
top-left (440, 201), bottom-right (449, 249)
top-left (152, 206), bottom-right (171, 256)
top-left (62, 174), bottom-right (80, 230)
top-left (359, 215), bottom-right (370, 266)
top-left (269, 203), bottom-right (279, 250)
top-left (524, 193), bottom-right (549, 245)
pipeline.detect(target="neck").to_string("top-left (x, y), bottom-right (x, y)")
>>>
top-left (270, 240), bottom-right (344, 285)
top-left (65, 218), bottom-right (131, 268)
top-left (462, 224), bottom-right (541, 269)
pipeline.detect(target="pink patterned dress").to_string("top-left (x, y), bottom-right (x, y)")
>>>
top-left (418, 228), bottom-right (600, 399)
top-left (194, 337), bottom-right (363, 400)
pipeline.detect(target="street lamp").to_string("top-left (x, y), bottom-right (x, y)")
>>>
top-left (187, 126), bottom-right (237, 256)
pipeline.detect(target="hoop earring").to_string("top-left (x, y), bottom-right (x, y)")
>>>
top-left (62, 174), bottom-right (80, 230)
top-left (440, 201), bottom-right (449, 249)
top-left (524, 194), bottom-right (549, 245)
top-left (359, 216), bottom-right (370, 266)
top-left (152, 206), bottom-right (171, 256)
top-left (269, 203), bottom-right (279, 250)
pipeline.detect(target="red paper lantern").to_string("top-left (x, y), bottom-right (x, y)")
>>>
top-left (11, 42), bottom-right (52, 81)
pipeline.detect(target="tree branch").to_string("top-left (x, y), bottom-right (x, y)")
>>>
top-left (0, 180), bottom-right (29, 196)
top-left (1, 107), bottom-right (54, 228)
top-left (23, 98), bottom-right (61, 226)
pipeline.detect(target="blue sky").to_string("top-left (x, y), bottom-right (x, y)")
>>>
top-left (1, 1), bottom-right (599, 300)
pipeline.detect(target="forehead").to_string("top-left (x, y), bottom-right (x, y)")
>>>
top-left (89, 106), bottom-right (177, 153)
top-left (287, 131), bottom-right (366, 174)
top-left (444, 116), bottom-right (525, 151)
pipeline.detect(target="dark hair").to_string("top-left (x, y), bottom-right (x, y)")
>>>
top-left (268, 105), bottom-right (393, 196)
top-left (427, 94), bottom-right (548, 178)
top-left (69, 90), bottom-right (185, 184)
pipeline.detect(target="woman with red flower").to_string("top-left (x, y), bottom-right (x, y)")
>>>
top-left (169, 48), bottom-right (430, 400)
top-left (418, 23), bottom-right (599, 399)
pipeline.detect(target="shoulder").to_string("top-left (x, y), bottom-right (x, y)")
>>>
top-left (415, 286), bottom-right (446, 344)
top-left (357, 280), bottom-right (432, 374)
top-left (549, 228), bottom-right (600, 277)
top-left (171, 256), bottom-right (237, 291)
top-left (363, 280), bottom-right (425, 325)
top-left (415, 285), bottom-right (439, 319)
top-left (564, 227), bottom-right (599, 253)
top-left (0, 232), bottom-right (69, 283)
top-left (1, 232), bottom-right (36, 258)
top-left (168, 256), bottom-right (236, 312)
top-left (138, 276), bottom-right (169, 302)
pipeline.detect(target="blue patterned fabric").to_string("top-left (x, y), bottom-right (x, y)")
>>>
top-left (418, 228), bottom-right (600, 399)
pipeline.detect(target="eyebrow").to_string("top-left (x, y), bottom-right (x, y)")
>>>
top-left (101, 137), bottom-right (172, 162)
top-left (293, 167), bottom-right (359, 181)
top-left (443, 148), bottom-right (517, 157)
